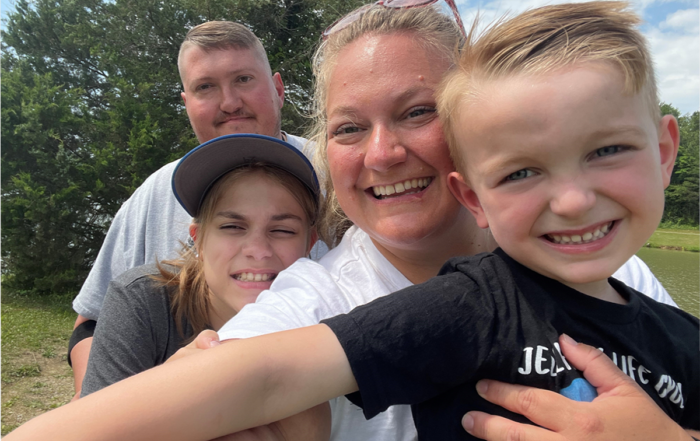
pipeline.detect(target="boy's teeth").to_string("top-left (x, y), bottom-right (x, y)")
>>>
top-left (235, 272), bottom-right (274, 282)
top-left (547, 222), bottom-right (613, 245)
top-left (372, 177), bottom-right (432, 198)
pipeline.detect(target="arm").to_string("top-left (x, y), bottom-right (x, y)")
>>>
top-left (6, 324), bottom-right (354, 441)
top-left (68, 315), bottom-right (95, 400)
top-left (463, 334), bottom-right (696, 441)
top-left (169, 331), bottom-right (332, 441)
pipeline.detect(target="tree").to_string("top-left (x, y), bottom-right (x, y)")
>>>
top-left (1, 0), bottom-right (364, 294)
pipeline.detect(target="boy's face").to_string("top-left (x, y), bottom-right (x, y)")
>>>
top-left (448, 62), bottom-right (679, 294)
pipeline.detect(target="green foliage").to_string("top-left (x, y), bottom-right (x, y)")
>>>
top-left (2, 0), bottom-right (364, 294)
top-left (660, 104), bottom-right (699, 226)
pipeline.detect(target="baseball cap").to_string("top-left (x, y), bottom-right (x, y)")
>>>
top-left (172, 134), bottom-right (320, 217)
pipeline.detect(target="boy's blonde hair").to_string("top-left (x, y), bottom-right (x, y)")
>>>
top-left (437, 1), bottom-right (659, 174)
top-left (308, 5), bottom-right (465, 246)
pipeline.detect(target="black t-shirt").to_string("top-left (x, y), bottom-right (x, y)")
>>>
top-left (323, 249), bottom-right (699, 440)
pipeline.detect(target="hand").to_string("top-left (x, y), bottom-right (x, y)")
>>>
top-left (165, 329), bottom-right (221, 364)
top-left (463, 334), bottom-right (692, 441)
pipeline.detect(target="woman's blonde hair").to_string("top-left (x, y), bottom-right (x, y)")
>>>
top-left (306, 4), bottom-right (465, 247)
top-left (152, 163), bottom-right (318, 342)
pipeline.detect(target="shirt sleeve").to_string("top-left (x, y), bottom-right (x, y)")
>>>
top-left (322, 271), bottom-right (496, 419)
top-left (72, 162), bottom-right (191, 319)
top-left (80, 275), bottom-right (169, 397)
top-left (613, 255), bottom-right (676, 307)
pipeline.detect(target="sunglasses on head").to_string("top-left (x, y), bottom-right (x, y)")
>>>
top-left (322, 0), bottom-right (466, 40)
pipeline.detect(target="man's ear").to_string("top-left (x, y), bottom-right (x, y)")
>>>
top-left (447, 171), bottom-right (489, 229)
top-left (306, 228), bottom-right (318, 255)
top-left (657, 114), bottom-right (680, 189)
top-left (272, 72), bottom-right (285, 108)
top-left (181, 91), bottom-right (187, 106)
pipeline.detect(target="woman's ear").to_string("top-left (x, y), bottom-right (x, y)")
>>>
top-left (447, 171), bottom-right (490, 229)
top-left (306, 228), bottom-right (319, 255)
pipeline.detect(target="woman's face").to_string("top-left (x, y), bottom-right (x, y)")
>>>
top-left (196, 172), bottom-right (313, 329)
top-left (326, 32), bottom-right (465, 253)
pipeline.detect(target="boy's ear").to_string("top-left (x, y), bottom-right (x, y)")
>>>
top-left (657, 114), bottom-right (680, 189)
top-left (447, 171), bottom-right (489, 229)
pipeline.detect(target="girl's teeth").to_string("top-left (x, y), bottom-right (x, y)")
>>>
top-left (372, 177), bottom-right (433, 199)
top-left (547, 222), bottom-right (614, 245)
top-left (236, 272), bottom-right (274, 282)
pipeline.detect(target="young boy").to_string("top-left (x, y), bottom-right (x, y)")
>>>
top-left (5, 2), bottom-right (698, 441)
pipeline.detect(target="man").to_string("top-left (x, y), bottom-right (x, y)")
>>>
top-left (68, 21), bottom-right (312, 397)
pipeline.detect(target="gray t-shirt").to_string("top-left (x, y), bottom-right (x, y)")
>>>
top-left (80, 264), bottom-right (192, 397)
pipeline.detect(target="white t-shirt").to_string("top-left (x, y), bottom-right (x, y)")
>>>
top-left (73, 134), bottom-right (315, 319)
top-left (219, 225), bottom-right (676, 441)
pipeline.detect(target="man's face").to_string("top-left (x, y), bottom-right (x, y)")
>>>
top-left (180, 45), bottom-right (285, 143)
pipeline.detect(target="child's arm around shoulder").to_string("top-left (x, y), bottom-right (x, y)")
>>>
top-left (6, 324), bottom-right (354, 441)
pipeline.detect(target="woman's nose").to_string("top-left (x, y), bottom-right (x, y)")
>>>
top-left (363, 125), bottom-right (408, 172)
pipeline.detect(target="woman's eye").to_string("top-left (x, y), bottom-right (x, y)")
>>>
top-left (221, 224), bottom-right (244, 231)
top-left (595, 145), bottom-right (625, 157)
top-left (505, 169), bottom-right (535, 181)
top-left (332, 125), bottom-right (361, 136)
top-left (407, 107), bottom-right (435, 119)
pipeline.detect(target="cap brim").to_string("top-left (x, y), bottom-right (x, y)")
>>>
top-left (172, 134), bottom-right (319, 217)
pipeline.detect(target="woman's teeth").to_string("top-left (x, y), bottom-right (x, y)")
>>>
top-left (547, 222), bottom-right (613, 244)
top-left (372, 177), bottom-right (432, 198)
top-left (234, 272), bottom-right (275, 282)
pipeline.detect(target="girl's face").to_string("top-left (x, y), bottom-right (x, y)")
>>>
top-left (196, 172), bottom-right (313, 330)
top-left (325, 32), bottom-right (467, 255)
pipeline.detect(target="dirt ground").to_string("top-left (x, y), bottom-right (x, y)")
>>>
top-left (1, 341), bottom-right (74, 435)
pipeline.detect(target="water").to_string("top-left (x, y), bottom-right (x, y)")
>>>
top-left (636, 247), bottom-right (700, 318)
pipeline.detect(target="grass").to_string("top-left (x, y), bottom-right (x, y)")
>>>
top-left (645, 227), bottom-right (700, 252)
top-left (1, 291), bottom-right (77, 435)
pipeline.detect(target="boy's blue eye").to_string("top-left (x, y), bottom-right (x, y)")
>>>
top-left (596, 145), bottom-right (623, 157)
top-left (506, 169), bottom-right (535, 181)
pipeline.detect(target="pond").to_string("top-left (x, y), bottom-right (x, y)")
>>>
top-left (636, 247), bottom-right (699, 318)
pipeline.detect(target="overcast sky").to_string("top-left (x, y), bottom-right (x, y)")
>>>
top-left (2, 0), bottom-right (698, 114)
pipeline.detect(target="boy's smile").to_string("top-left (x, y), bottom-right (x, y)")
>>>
top-left (448, 62), bottom-right (679, 300)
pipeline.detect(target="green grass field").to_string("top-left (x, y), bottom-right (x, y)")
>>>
top-left (646, 228), bottom-right (699, 252)
top-left (1, 292), bottom-right (76, 435)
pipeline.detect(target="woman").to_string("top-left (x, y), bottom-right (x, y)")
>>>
top-left (6, 3), bottom-right (686, 441)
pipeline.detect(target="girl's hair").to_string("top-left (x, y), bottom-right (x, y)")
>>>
top-left (152, 163), bottom-right (318, 342)
top-left (306, 5), bottom-right (465, 247)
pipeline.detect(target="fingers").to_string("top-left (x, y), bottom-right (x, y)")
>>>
top-left (557, 334), bottom-right (634, 396)
top-left (462, 411), bottom-right (561, 441)
top-left (193, 329), bottom-right (221, 350)
top-left (472, 379), bottom-right (575, 432)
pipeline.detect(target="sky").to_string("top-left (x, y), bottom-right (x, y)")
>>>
top-left (2, 0), bottom-right (698, 114)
